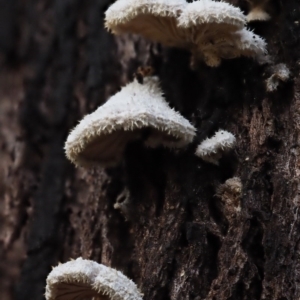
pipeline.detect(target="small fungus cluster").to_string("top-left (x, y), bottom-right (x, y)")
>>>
top-left (105, 0), bottom-right (188, 48)
top-left (105, 0), bottom-right (267, 67)
top-left (46, 257), bottom-right (143, 300)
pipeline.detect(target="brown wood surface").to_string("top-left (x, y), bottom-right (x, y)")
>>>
top-left (0, 0), bottom-right (300, 299)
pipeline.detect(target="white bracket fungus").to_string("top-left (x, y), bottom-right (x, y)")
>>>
top-left (195, 130), bottom-right (236, 165)
top-left (105, 0), bottom-right (188, 48)
top-left (266, 63), bottom-right (290, 92)
top-left (246, 0), bottom-right (271, 22)
top-left (45, 257), bottom-right (143, 300)
top-left (65, 76), bottom-right (196, 168)
top-left (105, 0), bottom-right (267, 67)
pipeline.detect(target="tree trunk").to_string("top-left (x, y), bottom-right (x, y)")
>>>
top-left (1, 0), bottom-right (300, 299)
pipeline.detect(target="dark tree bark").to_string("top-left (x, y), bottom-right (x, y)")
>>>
top-left (0, 0), bottom-right (300, 299)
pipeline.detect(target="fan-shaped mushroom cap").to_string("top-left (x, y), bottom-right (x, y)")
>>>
top-left (45, 257), bottom-right (143, 300)
top-left (195, 130), bottom-right (236, 164)
top-left (177, 1), bottom-right (266, 67)
top-left (65, 76), bottom-right (196, 168)
top-left (233, 28), bottom-right (267, 58)
top-left (105, 0), bottom-right (188, 47)
top-left (191, 27), bottom-right (267, 67)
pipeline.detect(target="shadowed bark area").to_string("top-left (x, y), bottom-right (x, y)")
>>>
top-left (0, 0), bottom-right (300, 299)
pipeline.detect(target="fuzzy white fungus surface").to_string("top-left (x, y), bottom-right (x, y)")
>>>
top-left (65, 77), bottom-right (196, 167)
top-left (195, 130), bottom-right (236, 164)
top-left (46, 257), bottom-right (143, 300)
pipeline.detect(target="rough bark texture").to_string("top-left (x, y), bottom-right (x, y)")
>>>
top-left (0, 0), bottom-right (300, 299)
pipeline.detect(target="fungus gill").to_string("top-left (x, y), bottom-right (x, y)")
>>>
top-left (45, 257), bottom-right (143, 300)
top-left (195, 130), bottom-right (236, 164)
top-left (65, 76), bottom-right (196, 168)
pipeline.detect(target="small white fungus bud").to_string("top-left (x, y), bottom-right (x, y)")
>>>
top-left (195, 130), bottom-right (236, 165)
top-left (45, 257), bottom-right (143, 300)
top-left (216, 177), bottom-right (243, 216)
top-left (266, 63), bottom-right (290, 92)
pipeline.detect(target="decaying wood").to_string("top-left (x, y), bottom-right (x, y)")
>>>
top-left (0, 0), bottom-right (300, 299)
